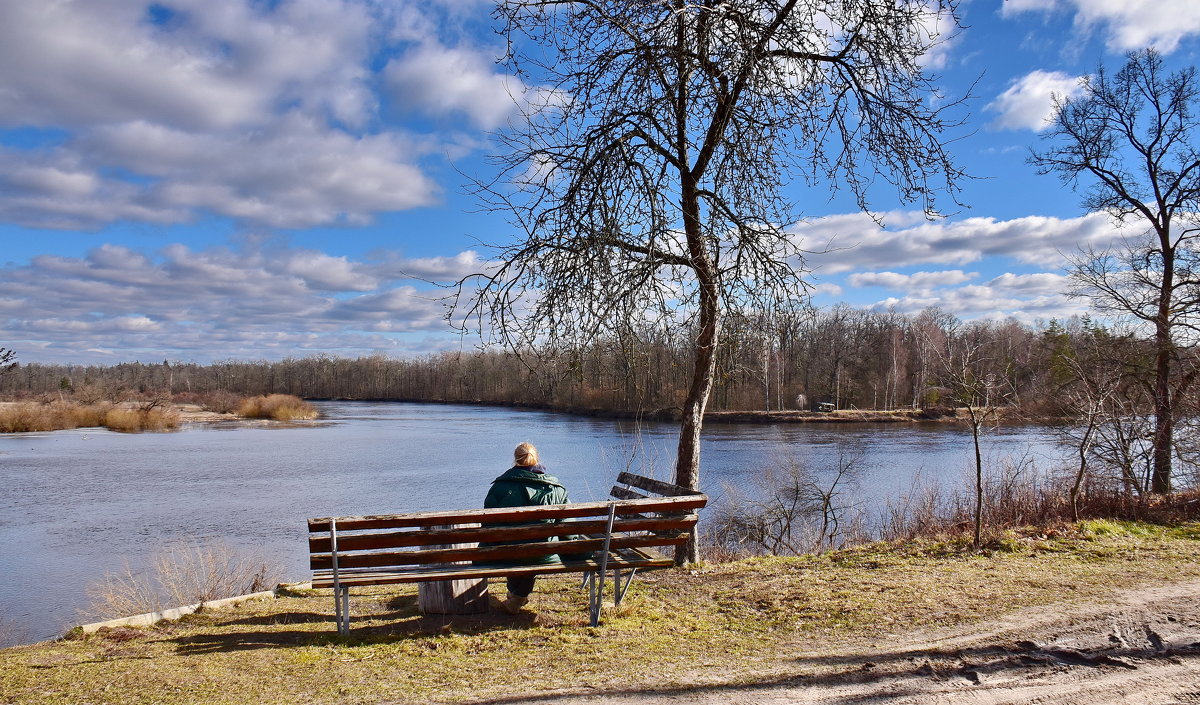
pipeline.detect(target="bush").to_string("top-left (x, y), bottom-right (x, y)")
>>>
top-left (707, 448), bottom-right (866, 557)
top-left (236, 394), bottom-right (318, 421)
top-left (196, 390), bottom-right (243, 415)
top-left (83, 541), bottom-right (282, 620)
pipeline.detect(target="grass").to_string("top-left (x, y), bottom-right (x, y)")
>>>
top-left (3, 521), bottom-right (1199, 705)
top-left (236, 394), bottom-right (319, 421)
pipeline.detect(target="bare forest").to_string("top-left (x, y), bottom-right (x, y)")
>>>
top-left (0, 307), bottom-right (1177, 422)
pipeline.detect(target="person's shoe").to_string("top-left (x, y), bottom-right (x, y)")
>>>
top-left (489, 593), bottom-right (528, 614)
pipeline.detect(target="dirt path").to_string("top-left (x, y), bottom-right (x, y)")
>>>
top-left (479, 579), bottom-right (1200, 705)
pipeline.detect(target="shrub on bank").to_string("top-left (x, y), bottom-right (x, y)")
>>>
top-left (84, 541), bottom-right (282, 621)
top-left (705, 451), bottom-right (1200, 561)
top-left (103, 405), bottom-right (180, 433)
top-left (236, 394), bottom-right (319, 421)
top-left (195, 390), bottom-right (242, 414)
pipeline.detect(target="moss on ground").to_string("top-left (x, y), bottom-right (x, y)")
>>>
top-left (3, 522), bottom-right (1199, 705)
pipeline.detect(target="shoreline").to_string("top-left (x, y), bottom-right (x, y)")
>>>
top-left (306, 397), bottom-right (1032, 425)
top-left (1, 398), bottom-right (1043, 433)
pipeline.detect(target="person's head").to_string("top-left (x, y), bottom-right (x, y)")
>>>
top-left (513, 442), bottom-right (539, 467)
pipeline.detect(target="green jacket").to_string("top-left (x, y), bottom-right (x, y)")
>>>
top-left (482, 465), bottom-right (570, 565)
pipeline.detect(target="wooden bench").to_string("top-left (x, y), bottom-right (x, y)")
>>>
top-left (308, 472), bottom-right (706, 633)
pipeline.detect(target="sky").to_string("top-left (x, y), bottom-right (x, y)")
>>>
top-left (2, 0), bottom-right (1200, 365)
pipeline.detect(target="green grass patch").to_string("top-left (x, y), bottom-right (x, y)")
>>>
top-left (3, 522), bottom-right (1199, 705)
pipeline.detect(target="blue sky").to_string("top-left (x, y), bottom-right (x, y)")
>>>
top-left (2, 0), bottom-right (1200, 365)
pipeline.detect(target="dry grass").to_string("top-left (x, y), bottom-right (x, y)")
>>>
top-left (3, 522), bottom-right (1197, 705)
top-left (0, 401), bottom-right (109, 432)
top-left (102, 405), bottom-right (180, 433)
top-left (83, 542), bottom-right (283, 621)
top-left (236, 394), bottom-right (319, 421)
top-left (0, 400), bottom-right (181, 433)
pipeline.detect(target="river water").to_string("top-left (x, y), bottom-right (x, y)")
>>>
top-left (0, 401), bottom-right (1064, 644)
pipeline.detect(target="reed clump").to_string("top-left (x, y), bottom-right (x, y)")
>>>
top-left (103, 405), bottom-right (180, 433)
top-left (0, 401), bottom-right (111, 432)
top-left (0, 400), bottom-right (181, 433)
top-left (236, 394), bottom-right (318, 421)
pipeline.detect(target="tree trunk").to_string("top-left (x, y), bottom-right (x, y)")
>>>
top-left (673, 155), bottom-right (719, 563)
top-left (417, 524), bottom-right (490, 614)
top-left (1152, 344), bottom-right (1174, 494)
top-left (674, 273), bottom-right (720, 564)
top-left (1152, 241), bottom-right (1174, 495)
top-left (970, 407), bottom-right (984, 548)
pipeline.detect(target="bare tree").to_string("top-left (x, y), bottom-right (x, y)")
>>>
top-left (0, 348), bottom-right (14, 377)
top-left (1055, 349), bottom-right (1122, 520)
top-left (935, 322), bottom-right (1010, 547)
top-left (1031, 48), bottom-right (1200, 494)
top-left (461, 1), bottom-right (966, 562)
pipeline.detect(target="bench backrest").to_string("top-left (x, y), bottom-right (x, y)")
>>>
top-left (308, 473), bottom-right (705, 572)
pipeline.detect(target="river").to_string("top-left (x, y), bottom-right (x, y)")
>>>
top-left (0, 401), bottom-right (1064, 644)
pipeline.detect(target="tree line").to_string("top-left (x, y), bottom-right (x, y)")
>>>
top-left (0, 307), bottom-right (1165, 420)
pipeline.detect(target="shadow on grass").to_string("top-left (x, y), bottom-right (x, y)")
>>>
top-left (463, 641), bottom-right (1200, 705)
top-left (169, 605), bottom-right (538, 655)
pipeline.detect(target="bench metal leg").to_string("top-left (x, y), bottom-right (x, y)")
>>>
top-left (335, 586), bottom-right (350, 636)
top-left (588, 571), bottom-right (600, 626)
top-left (614, 567), bottom-right (637, 605)
top-left (589, 503), bottom-right (618, 627)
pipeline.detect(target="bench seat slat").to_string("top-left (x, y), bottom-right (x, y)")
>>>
top-left (310, 551), bottom-right (674, 589)
top-left (308, 495), bottom-right (705, 532)
top-left (310, 532), bottom-right (691, 570)
top-left (308, 514), bottom-right (697, 553)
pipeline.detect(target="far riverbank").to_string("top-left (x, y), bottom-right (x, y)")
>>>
top-left (307, 397), bottom-right (1014, 425)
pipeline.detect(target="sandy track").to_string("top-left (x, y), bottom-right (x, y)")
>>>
top-left (476, 579), bottom-right (1200, 705)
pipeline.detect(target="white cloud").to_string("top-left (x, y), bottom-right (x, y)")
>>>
top-left (369, 250), bottom-right (494, 281)
top-left (848, 270), bottom-right (976, 291)
top-left (0, 242), bottom-right (485, 364)
top-left (915, 4), bottom-right (960, 70)
top-left (1000, 0), bottom-right (1061, 13)
top-left (0, 0), bottom-right (375, 131)
top-left (0, 0), bottom-right (519, 229)
top-left (1001, 0), bottom-right (1200, 53)
top-left (796, 211), bottom-right (1127, 274)
top-left (983, 272), bottom-right (1072, 295)
top-left (811, 282), bottom-right (844, 298)
top-left (987, 70), bottom-right (1086, 132)
top-left (0, 115), bottom-right (440, 229)
top-left (384, 42), bottom-right (538, 130)
top-left (868, 281), bottom-right (1083, 322)
top-left (278, 251), bottom-right (378, 292)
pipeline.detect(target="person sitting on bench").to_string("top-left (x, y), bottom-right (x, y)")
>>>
top-left (483, 442), bottom-right (570, 614)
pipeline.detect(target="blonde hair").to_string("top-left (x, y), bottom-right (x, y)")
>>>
top-left (513, 442), bottom-right (539, 467)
